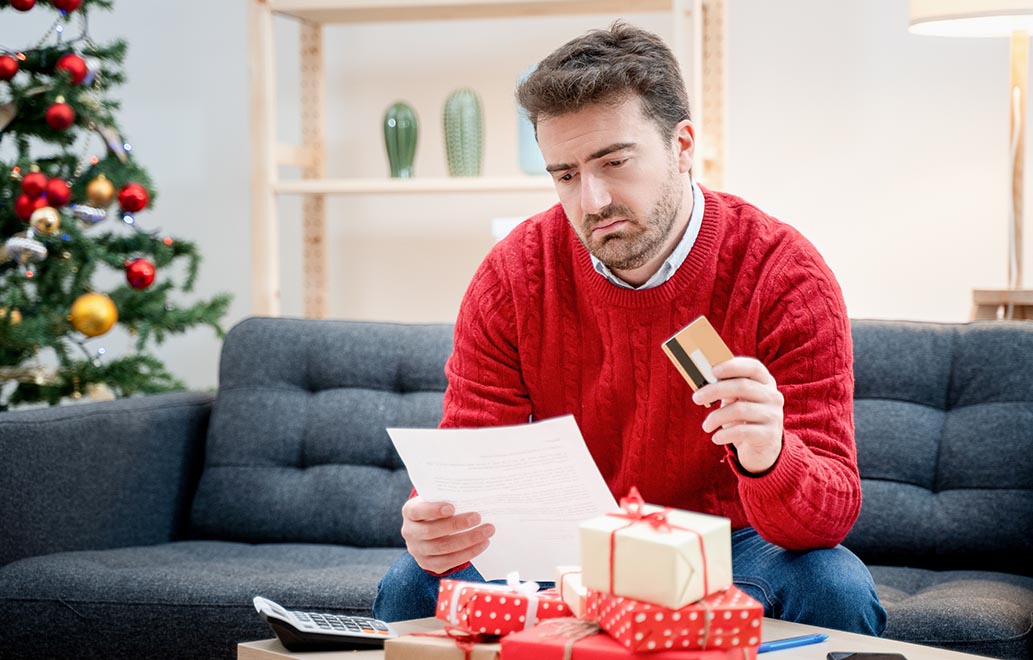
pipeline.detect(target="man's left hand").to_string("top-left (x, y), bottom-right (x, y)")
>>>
top-left (692, 357), bottom-right (784, 474)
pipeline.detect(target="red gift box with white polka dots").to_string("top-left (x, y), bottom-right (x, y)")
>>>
top-left (436, 579), bottom-right (572, 636)
top-left (589, 586), bottom-right (763, 653)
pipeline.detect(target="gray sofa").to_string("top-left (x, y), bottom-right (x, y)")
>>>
top-left (0, 317), bottom-right (1030, 659)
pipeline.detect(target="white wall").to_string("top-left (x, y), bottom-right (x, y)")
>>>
top-left (2, 0), bottom-right (1029, 391)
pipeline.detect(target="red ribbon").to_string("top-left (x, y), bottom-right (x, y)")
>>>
top-left (411, 626), bottom-right (498, 660)
top-left (605, 486), bottom-right (710, 599)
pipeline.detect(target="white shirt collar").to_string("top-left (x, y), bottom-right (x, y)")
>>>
top-left (590, 179), bottom-right (705, 290)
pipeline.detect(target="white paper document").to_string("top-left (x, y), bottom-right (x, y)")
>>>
top-left (387, 415), bottom-right (618, 581)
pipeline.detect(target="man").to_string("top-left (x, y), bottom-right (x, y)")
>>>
top-left (373, 22), bottom-right (887, 636)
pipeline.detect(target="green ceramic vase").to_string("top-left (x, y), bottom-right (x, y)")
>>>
top-left (443, 88), bottom-right (483, 177)
top-left (383, 101), bottom-right (418, 178)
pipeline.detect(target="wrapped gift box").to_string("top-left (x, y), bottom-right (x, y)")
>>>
top-left (580, 492), bottom-right (731, 609)
top-left (500, 617), bottom-right (757, 660)
top-left (591, 586), bottom-right (763, 652)
top-left (555, 566), bottom-right (589, 619)
top-left (385, 631), bottom-right (501, 660)
top-left (437, 578), bottom-right (571, 636)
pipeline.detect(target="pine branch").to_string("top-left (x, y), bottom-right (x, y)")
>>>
top-left (1, 0), bottom-right (232, 407)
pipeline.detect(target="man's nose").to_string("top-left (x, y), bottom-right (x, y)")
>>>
top-left (580, 173), bottom-right (611, 215)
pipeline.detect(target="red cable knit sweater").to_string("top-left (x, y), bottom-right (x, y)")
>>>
top-left (441, 187), bottom-right (860, 552)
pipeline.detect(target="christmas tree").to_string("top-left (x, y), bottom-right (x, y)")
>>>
top-left (0, 0), bottom-right (231, 408)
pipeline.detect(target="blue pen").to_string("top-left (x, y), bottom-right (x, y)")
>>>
top-left (757, 633), bottom-right (829, 653)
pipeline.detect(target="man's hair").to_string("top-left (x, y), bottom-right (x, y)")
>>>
top-left (517, 21), bottom-right (690, 140)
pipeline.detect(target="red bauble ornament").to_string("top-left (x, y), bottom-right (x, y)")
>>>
top-left (52, 0), bottom-right (81, 10)
top-left (55, 53), bottom-right (87, 85)
top-left (13, 194), bottom-right (48, 221)
top-left (0, 54), bottom-right (18, 81)
top-left (10, 0), bottom-right (35, 11)
top-left (125, 258), bottom-right (156, 289)
top-left (46, 102), bottom-right (75, 130)
top-left (118, 183), bottom-right (149, 213)
top-left (14, 194), bottom-right (35, 221)
top-left (46, 178), bottom-right (72, 207)
top-left (21, 172), bottom-right (48, 198)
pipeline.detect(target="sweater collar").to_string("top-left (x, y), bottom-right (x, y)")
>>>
top-left (588, 178), bottom-right (706, 290)
top-left (573, 185), bottom-right (723, 309)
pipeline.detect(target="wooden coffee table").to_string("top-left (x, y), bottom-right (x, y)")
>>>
top-left (238, 616), bottom-right (993, 659)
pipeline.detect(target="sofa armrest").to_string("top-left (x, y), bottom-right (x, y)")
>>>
top-left (0, 391), bottom-right (213, 566)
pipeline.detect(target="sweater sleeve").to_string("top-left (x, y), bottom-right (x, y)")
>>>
top-left (440, 249), bottom-right (533, 429)
top-left (730, 238), bottom-right (861, 550)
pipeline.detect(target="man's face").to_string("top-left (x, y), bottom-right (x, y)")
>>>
top-left (537, 96), bottom-right (692, 275)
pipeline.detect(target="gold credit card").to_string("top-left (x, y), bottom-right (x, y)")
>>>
top-left (661, 316), bottom-right (735, 407)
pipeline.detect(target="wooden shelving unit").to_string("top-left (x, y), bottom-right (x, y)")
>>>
top-left (273, 176), bottom-right (555, 195)
top-left (249, 0), bottom-right (726, 317)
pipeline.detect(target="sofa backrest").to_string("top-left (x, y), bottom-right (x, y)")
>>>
top-left (845, 319), bottom-right (1033, 575)
top-left (188, 317), bottom-right (453, 547)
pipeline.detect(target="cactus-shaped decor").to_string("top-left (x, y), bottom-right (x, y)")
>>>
top-left (444, 88), bottom-right (484, 177)
top-left (383, 101), bottom-right (419, 178)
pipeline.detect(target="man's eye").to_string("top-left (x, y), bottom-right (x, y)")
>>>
top-left (608, 159), bottom-right (627, 167)
top-left (559, 172), bottom-right (575, 182)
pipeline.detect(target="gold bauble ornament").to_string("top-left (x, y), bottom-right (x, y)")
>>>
top-left (0, 307), bottom-right (22, 325)
top-left (30, 206), bottom-right (61, 235)
top-left (69, 292), bottom-right (118, 337)
top-left (86, 174), bottom-right (116, 207)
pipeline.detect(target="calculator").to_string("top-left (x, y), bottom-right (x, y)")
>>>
top-left (253, 596), bottom-right (399, 651)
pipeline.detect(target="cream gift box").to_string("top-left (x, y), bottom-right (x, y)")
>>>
top-left (555, 566), bottom-right (589, 619)
top-left (579, 488), bottom-right (732, 609)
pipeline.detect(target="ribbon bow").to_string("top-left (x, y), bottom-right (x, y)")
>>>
top-left (603, 486), bottom-right (708, 599)
top-left (504, 571), bottom-right (540, 595)
top-left (609, 486), bottom-right (675, 531)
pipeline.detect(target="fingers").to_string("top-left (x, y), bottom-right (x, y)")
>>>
top-left (701, 399), bottom-right (781, 434)
top-left (403, 508), bottom-right (485, 542)
top-left (418, 538), bottom-right (493, 575)
top-left (405, 522), bottom-right (496, 574)
top-left (403, 497), bottom-right (455, 523)
top-left (401, 497), bottom-right (496, 574)
top-left (713, 357), bottom-right (775, 385)
top-left (693, 374), bottom-right (781, 409)
top-left (707, 417), bottom-right (776, 445)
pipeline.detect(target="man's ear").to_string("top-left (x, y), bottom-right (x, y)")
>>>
top-left (673, 119), bottom-right (695, 174)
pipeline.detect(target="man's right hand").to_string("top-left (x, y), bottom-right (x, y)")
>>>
top-left (401, 497), bottom-right (496, 574)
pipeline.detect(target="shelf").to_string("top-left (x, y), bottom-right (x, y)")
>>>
top-left (972, 288), bottom-right (1033, 305)
top-left (273, 176), bottom-right (555, 195)
top-left (250, 0), bottom-right (722, 318)
top-left (267, 0), bottom-right (674, 24)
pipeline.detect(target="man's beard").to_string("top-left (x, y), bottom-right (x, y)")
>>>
top-left (577, 166), bottom-right (684, 272)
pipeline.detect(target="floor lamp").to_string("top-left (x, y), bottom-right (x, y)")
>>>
top-left (910, 0), bottom-right (1033, 320)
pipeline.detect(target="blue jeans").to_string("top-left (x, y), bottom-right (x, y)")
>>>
top-left (372, 527), bottom-right (887, 636)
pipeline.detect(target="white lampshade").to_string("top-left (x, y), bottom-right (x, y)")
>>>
top-left (910, 0), bottom-right (1033, 37)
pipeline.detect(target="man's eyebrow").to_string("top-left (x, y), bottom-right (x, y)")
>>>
top-left (545, 142), bottom-right (636, 174)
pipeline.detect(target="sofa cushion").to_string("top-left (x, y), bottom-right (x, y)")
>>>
top-left (846, 320), bottom-right (1033, 576)
top-left (871, 565), bottom-right (1033, 660)
top-left (189, 318), bottom-right (453, 546)
top-left (0, 540), bottom-right (404, 660)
